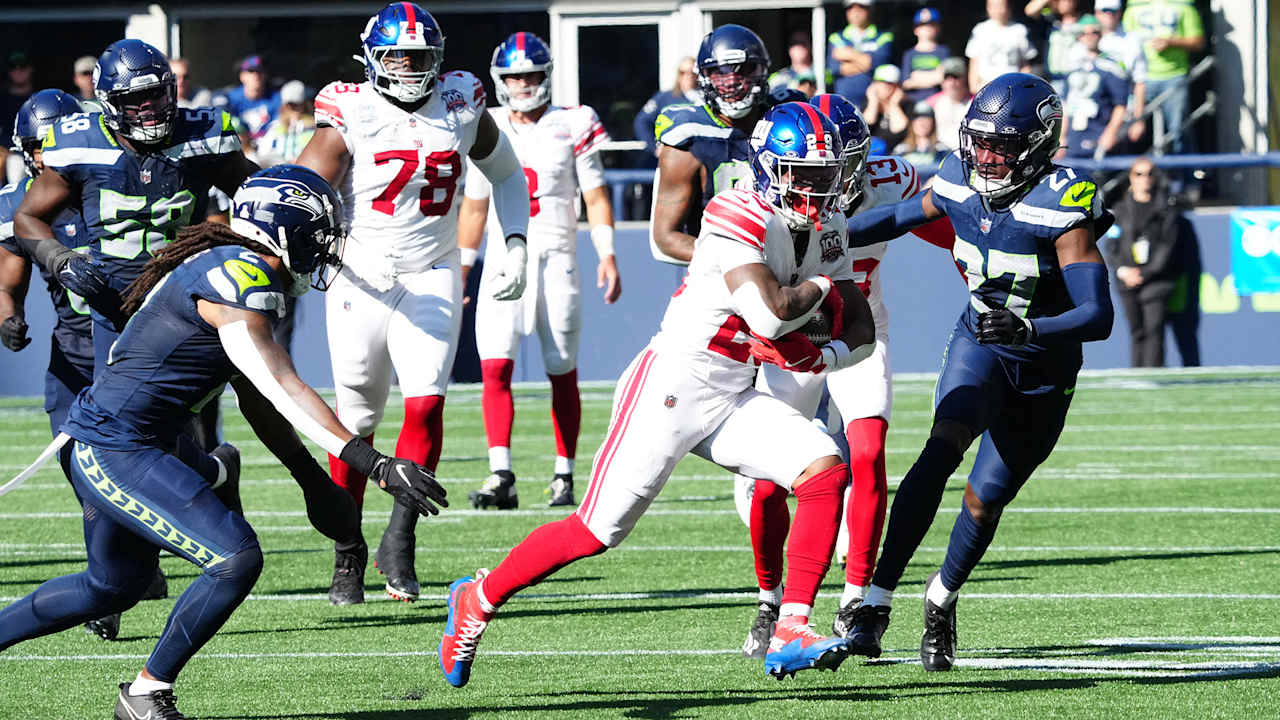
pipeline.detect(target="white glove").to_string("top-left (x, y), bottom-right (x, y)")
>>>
top-left (492, 236), bottom-right (528, 301)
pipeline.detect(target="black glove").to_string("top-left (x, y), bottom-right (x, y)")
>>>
top-left (56, 253), bottom-right (111, 299)
top-left (976, 307), bottom-right (1032, 346)
top-left (339, 438), bottom-right (448, 517)
top-left (0, 315), bottom-right (31, 351)
top-left (283, 448), bottom-right (361, 544)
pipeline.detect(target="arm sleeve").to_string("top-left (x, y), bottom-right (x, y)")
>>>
top-left (463, 158), bottom-right (493, 200)
top-left (472, 130), bottom-right (530, 241)
top-left (1027, 262), bottom-right (1114, 342)
top-left (846, 194), bottom-right (933, 248)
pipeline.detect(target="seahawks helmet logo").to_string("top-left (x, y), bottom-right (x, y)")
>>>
top-left (236, 179), bottom-right (328, 221)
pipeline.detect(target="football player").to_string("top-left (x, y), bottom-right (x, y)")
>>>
top-left (459, 32), bottom-right (620, 511)
top-left (439, 103), bottom-right (876, 687)
top-left (298, 3), bottom-right (531, 605)
top-left (649, 24), bottom-right (772, 265)
top-left (840, 73), bottom-right (1114, 670)
top-left (0, 166), bottom-right (445, 720)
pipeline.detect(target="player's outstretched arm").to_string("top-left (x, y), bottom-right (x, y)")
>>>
top-left (583, 185), bottom-right (621, 303)
top-left (297, 127), bottom-right (353, 188)
top-left (846, 189), bottom-right (945, 248)
top-left (0, 246), bottom-right (32, 351)
top-left (202, 300), bottom-right (448, 517)
top-left (649, 147), bottom-right (701, 265)
top-left (470, 112), bottom-right (530, 300)
top-left (13, 169), bottom-right (113, 302)
top-left (210, 151), bottom-right (260, 198)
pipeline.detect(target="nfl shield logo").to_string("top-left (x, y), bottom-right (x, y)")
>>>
top-left (343, 301), bottom-right (351, 311)
top-left (64, 224), bottom-right (76, 237)
top-left (980, 217), bottom-right (992, 234)
top-left (140, 168), bottom-right (152, 184)
top-left (664, 395), bottom-right (677, 408)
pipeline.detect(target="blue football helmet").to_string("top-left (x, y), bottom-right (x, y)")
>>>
top-left (750, 102), bottom-right (843, 230)
top-left (767, 86), bottom-right (807, 107)
top-left (359, 2), bottom-right (445, 104)
top-left (94, 39), bottom-right (177, 144)
top-left (491, 32), bottom-right (553, 112)
top-left (230, 165), bottom-right (347, 295)
top-left (960, 72), bottom-right (1063, 202)
top-left (12, 89), bottom-right (83, 176)
top-left (696, 25), bottom-right (771, 120)
top-left (810, 93), bottom-right (871, 210)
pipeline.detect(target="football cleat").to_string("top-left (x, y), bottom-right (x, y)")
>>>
top-left (329, 539), bottom-right (367, 606)
top-left (439, 570), bottom-right (493, 688)
top-left (374, 530), bottom-right (419, 602)
top-left (546, 473), bottom-right (575, 507)
top-left (764, 615), bottom-right (850, 678)
top-left (210, 443), bottom-right (243, 516)
top-left (114, 682), bottom-right (187, 720)
top-left (831, 598), bottom-right (861, 638)
top-left (141, 566), bottom-right (168, 601)
top-left (469, 471), bottom-right (518, 510)
top-left (742, 601), bottom-right (779, 659)
top-left (845, 603), bottom-right (891, 657)
top-left (84, 612), bottom-right (121, 641)
top-left (921, 572), bottom-right (957, 671)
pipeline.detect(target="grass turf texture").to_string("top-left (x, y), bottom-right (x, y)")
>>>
top-left (0, 367), bottom-right (1278, 719)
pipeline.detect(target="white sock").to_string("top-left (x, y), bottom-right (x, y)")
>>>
top-left (488, 447), bottom-right (511, 474)
top-left (758, 585), bottom-right (782, 606)
top-left (863, 584), bottom-right (894, 608)
top-left (209, 456), bottom-right (227, 489)
top-left (840, 582), bottom-right (867, 607)
top-left (129, 673), bottom-right (173, 696)
top-left (474, 578), bottom-right (496, 614)
top-left (554, 456), bottom-right (574, 476)
top-left (779, 602), bottom-right (811, 619)
top-left (926, 572), bottom-right (959, 609)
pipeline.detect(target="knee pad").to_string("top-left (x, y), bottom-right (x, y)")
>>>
top-left (963, 488), bottom-right (1003, 526)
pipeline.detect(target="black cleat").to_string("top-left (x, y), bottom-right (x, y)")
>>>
top-left (210, 443), bottom-right (243, 516)
top-left (547, 473), bottom-right (575, 506)
top-left (141, 566), bottom-right (168, 600)
top-left (374, 530), bottom-right (419, 602)
top-left (742, 601), bottom-right (779, 659)
top-left (831, 598), bottom-right (861, 638)
top-left (114, 682), bottom-right (187, 719)
top-left (328, 539), bottom-right (367, 606)
top-left (921, 573), bottom-right (957, 671)
top-left (85, 613), bottom-right (121, 641)
top-left (469, 471), bottom-right (518, 510)
top-left (846, 603), bottom-right (891, 657)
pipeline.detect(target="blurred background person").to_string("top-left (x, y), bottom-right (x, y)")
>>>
top-left (1026, 0), bottom-right (1084, 91)
top-left (900, 7), bottom-right (951, 105)
top-left (768, 31), bottom-right (819, 93)
top-left (1058, 15), bottom-right (1129, 159)
top-left (72, 56), bottom-right (98, 105)
top-left (1096, 0), bottom-right (1148, 148)
top-left (214, 54), bottom-right (280, 148)
top-left (634, 56), bottom-right (700, 157)
top-left (863, 65), bottom-right (908, 149)
top-left (172, 57), bottom-right (213, 109)
top-left (966, 0), bottom-right (1036, 94)
top-left (927, 57), bottom-right (971, 151)
top-left (894, 102), bottom-right (948, 171)
top-left (828, 0), bottom-right (893, 109)
top-left (257, 80), bottom-right (315, 168)
top-left (1, 52), bottom-right (35, 183)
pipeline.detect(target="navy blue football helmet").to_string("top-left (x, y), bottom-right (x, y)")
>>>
top-left (750, 102), bottom-right (843, 230)
top-left (94, 39), bottom-right (177, 144)
top-left (491, 32), bottom-right (553, 112)
top-left (696, 25), bottom-right (771, 120)
top-left (767, 86), bottom-right (807, 107)
top-left (810, 93), bottom-right (871, 210)
top-left (960, 72), bottom-right (1062, 202)
top-left (230, 165), bottom-right (347, 295)
top-left (12, 89), bottom-right (83, 176)
top-left (360, 2), bottom-right (445, 104)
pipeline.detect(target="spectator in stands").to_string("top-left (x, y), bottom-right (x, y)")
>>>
top-left (257, 80), bottom-right (315, 167)
top-left (634, 56), bottom-right (699, 156)
top-left (1, 52), bottom-right (35, 183)
top-left (928, 57), bottom-right (972, 151)
top-left (900, 7), bottom-right (951, 105)
top-left (214, 54), bottom-right (280, 146)
top-left (1058, 15), bottom-right (1129, 159)
top-left (863, 65), bottom-right (909, 149)
top-left (894, 102), bottom-right (948, 170)
top-left (1107, 157), bottom-right (1196, 367)
top-left (966, 0), bottom-right (1037, 93)
top-left (1123, 0), bottom-right (1204, 160)
top-left (72, 56), bottom-right (97, 103)
top-left (1096, 0), bottom-right (1148, 147)
top-left (828, 0), bottom-right (894, 109)
top-left (1026, 0), bottom-right (1084, 91)
top-left (171, 57), bottom-right (213, 109)
top-left (769, 31), bottom-right (820, 93)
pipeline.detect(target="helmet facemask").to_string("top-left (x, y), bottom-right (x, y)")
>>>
top-left (365, 44), bottom-right (443, 104)
top-left (960, 128), bottom-right (1049, 203)
top-left (838, 135), bottom-right (871, 210)
top-left (700, 61), bottom-right (766, 120)
top-left (100, 80), bottom-right (177, 144)
top-left (493, 69), bottom-right (551, 112)
top-left (759, 153), bottom-right (842, 230)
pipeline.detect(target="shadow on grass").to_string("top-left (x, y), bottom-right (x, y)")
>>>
top-left (980, 547), bottom-right (1280, 573)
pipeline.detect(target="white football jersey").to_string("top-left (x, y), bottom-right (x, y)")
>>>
top-left (846, 155), bottom-right (922, 341)
top-left (465, 105), bottom-right (609, 255)
top-left (651, 189), bottom-right (855, 393)
top-left (314, 71), bottom-right (487, 273)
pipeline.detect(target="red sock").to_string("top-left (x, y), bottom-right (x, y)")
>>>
top-left (480, 514), bottom-right (606, 608)
top-left (481, 359), bottom-right (515, 452)
top-left (780, 463), bottom-right (849, 609)
top-left (399, 395), bottom-right (445, 471)
top-left (547, 369), bottom-right (581, 462)
top-left (328, 433), bottom-right (373, 510)
top-left (750, 479), bottom-right (790, 592)
top-left (844, 417), bottom-right (888, 587)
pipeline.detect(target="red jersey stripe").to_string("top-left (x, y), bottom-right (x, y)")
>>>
top-left (704, 216), bottom-right (765, 250)
top-left (706, 198), bottom-right (768, 239)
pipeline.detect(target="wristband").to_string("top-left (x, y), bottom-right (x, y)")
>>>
top-left (338, 437), bottom-right (382, 477)
top-left (820, 339), bottom-right (875, 372)
top-left (505, 233), bottom-right (526, 247)
top-left (459, 246), bottom-right (479, 267)
top-left (806, 274), bottom-right (832, 297)
top-left (590, 224), bottom-right (615, 258)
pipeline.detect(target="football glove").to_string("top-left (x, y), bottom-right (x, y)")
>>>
top-left (1, 315), bottom-right (31, 351)
top-left (282, 448), bottom-right (361, 544)
top-left (338, 438), bottom-right (448, 517)
top-left (491, 236), bottom-right (528, 301)
top-left (748, 331), bottom-right (826, 374)
top-left (55, 252), bottom-right (111, 299)
top-left (976, 307), bottom-right (1033, 346)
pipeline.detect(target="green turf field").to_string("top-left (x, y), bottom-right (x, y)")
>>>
top-left (1, 367), bottom-right (1277, 719)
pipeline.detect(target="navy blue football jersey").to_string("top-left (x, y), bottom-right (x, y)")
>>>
top-left (1062, 54), bottom-right (1130, 156)
top-left (654, 103), bottom-right (753, 237)
top-left (62, 245), bottom-right (286, 450)
top-left (930, 151), bottom-right (1104, 368)
top-left (39, 107), bottom-right (242, 291)
top-left (0, 177), bottom-right (94, 369)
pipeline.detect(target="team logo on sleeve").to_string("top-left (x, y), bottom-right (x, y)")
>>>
top-left (820, 229), bottom-right (843, 262)
top-left (223, 258), bottom-right (271, 294)
top-left (1061, 180), bottom-right (1096, 210)
top-left (441, 88), bottom-right (467, 113)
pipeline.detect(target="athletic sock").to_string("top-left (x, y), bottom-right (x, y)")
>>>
top-left (129, 674), bottom-right (173, 696)
top-left (481, 359), bottom-right (515, 455)
top-left (780, 463), bottom-right (848, 611)
top-left (554, 456), bottom-right (575, 476)
top-left (779, 603), bottom-right (811, 619)
top-left (488, 446), bottom-right (512, 474)
top-left (926, 570), bottom-right (960, 610)
top-left (939, 500), bottom-right (1001, 593)
top-left (749, 479), bottom-right (790, 593)
top-left (863, 584), bottom-right (894, 608)
top-left (328, 433), bottom-right (373, 510)
top-left (758, 586), bottom-right (783, 606)
top-left (479, 514), bottom-right (606, 609)
top-left (844, 417), bottom-right (888, 587)
top-left (548, 369), bottom-right (581, 463)
top-left (840, 583), bottom-right (867, 607)
top-left (870, 437), bottom-right (964, 591)
top-left (399, 395), bottom-right (444, 470)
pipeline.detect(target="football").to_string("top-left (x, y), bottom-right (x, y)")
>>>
top-left (798, 307), bottom-right (834, 346)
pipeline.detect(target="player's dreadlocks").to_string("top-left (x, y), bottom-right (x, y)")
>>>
top-left (120, 222), bottom-right (278, 317)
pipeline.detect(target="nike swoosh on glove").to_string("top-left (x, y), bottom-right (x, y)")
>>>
top-left (0, 315), bottom-right (31, 351)
top-left (492, 237), bottom-right (528, 301)
top-left (748, 331), bottom-right (827, 373)
top-left (371, 457), bottom-right (449, 517)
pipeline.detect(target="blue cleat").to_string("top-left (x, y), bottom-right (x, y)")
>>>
top-left (764, 616), bottom-right (851, 679)
top-left (439, 570), bottom-right (492, 688)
